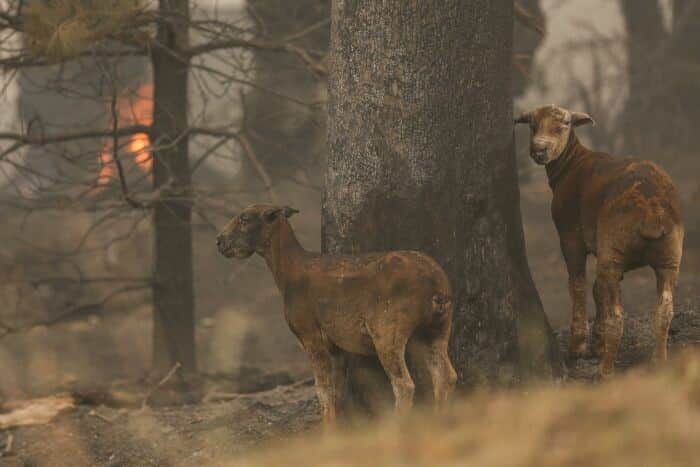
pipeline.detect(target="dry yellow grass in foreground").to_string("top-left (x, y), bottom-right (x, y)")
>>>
top-left (235, 353), bottom-right (700, 467)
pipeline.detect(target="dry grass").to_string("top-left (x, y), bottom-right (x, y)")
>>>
top-left (23, 0), bottom-right (146, 62)
top-left (235, 352), bottom-right (700, 467)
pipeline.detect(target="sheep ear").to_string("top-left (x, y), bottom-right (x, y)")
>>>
top-left (514, 111), bottom-right (532, 125)
top-left (263, 207), bottom-right (282, 223)
top-left (571, 111), bottom-right (595, 127)
top-left (263, 206), bottom-right (298, 223)
top-left (282, 206), bottom-right (299, 218)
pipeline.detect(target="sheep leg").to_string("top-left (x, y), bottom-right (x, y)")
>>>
top-left (303, 337), bottom-right (338, 426)
top-left (425, 338), bottom-right (457, 407)
top-left (561, 237), bottom-right (588, 359)
top-left (369, 325), bottom-right (415, 414)
top-left (409, 314), bottom-right (457, 408)
top-left (591, 313), bottom-right (605, 359)
top-left (651, 267), bottom-right (678, 364)
top-left (329, 347), bottom-right (348, 416)
top-left (593, 262), bottom-right (624, 378)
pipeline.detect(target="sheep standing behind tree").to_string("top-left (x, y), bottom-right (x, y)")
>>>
top-left (217, 204), bottom-right (458, 425)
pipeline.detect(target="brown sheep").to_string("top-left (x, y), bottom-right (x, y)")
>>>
top-left (516, 105), bottom-right (683, 378)
top-left (216, 204), bottom-right (457, 425)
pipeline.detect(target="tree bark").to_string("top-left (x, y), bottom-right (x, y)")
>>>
top-left (323, 0), bottom-right (561, 408)
top-left (150, 0), bottom-right (196, 378)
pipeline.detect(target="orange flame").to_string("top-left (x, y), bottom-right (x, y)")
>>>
top-left (97, 84), bottom-right (153, 189)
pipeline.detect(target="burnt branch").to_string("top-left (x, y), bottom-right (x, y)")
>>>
top-left (0, 125), bottom-right (150, 147)
top-left (515, 0), bottom-right (545, 35)
top-left (0, 284), bottom-right (150, 338)
top-left (187, 37), bottom-right (326, 76)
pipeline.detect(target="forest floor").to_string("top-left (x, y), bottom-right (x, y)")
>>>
top-left (2, 299), bottom-right (700, 467)
top-left (2, 156), bottom-right (699, 466)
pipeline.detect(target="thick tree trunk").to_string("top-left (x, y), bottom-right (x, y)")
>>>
top-left (150, 0), bottom-right (196, 378)
top-left (323, 0), bottom-right (561, 407)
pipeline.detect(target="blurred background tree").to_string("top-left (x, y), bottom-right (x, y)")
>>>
top-left (0, 0), bottom-right (326, 400)
top-left (618, 0), bottom-right (700, 155)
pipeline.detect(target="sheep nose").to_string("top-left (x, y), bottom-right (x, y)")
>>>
top-left (216, 235), bottom-right (223, 247)
top-left (532, 141), bottom-right (547, 152)
top-left (532, 141), bottom-right (549, 155)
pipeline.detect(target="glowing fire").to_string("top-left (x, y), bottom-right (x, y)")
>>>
top-left (97, 84), bottom-right (153, 188)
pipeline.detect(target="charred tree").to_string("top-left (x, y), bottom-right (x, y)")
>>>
top-left (619, 0), bottom-right (700, 155)
top-left (669, 0), bottom-right (700, 153)
top-left (0, 0), bottom-right (339, 396)
top-left (323, 0), bottom-right (561, 407)
top-left (150, 0), bottom-right (196, 379)
top-left (244, 0), bottom-right (543, 189)
top-left (513, 0), bottom-right (545, 182)
top-left (618, 0), bottom-right (669, 154)
top-left (513, 0), bottom-right (545, 98)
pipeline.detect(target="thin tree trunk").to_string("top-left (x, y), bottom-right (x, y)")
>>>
top-left (670, 0), bottom-right (700, 153)
top-left (671, 0), bottom-right (700, 242)
top-left (151, 0), bottom-right (196, 378)
top-left (243, 0), bottom-right (329, 190)
top-left (619, 0), bottom-right (700, 155)
top-left (619, 0), bottom-right (669, 154)
top-left (513, 0), bottom-right (544, 98)
top-left (514, 0), bottom-right (545, 182)
top-left (324, 0), bottom-right (561, 408)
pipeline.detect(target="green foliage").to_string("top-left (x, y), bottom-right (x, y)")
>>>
top-left (23, 0), bottom-right (146, 62)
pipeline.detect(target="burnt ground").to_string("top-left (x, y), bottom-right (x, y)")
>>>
top-left (2, 296), bottom-right (700, 467)
top-left (559, 291), bottom-right (700, 381)
top-left (0, 380), bottom-right (320, 467)
top-left (1, 163), bottom-right (699, 467)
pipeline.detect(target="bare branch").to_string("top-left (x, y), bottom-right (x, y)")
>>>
top-left (0, 284), bottom-right (150, 338)
top-left (0, 125), bottom-right (150, 147)
top-left (0, 48), bottom-right (148, 70)
top-left (515, 1), bottom-right (546, 35)
top-left (237, 132), bottom-right (277, 204)
top-left (187, 37), bottom-right (327, 76)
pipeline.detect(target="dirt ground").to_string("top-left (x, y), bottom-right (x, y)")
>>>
top-left (2, 165), bottom-right (700, 466)
top-left (238, 350), bottom-right (700, 467)
top-left (2, 300), bottom-right (700, 467)
top-left (0, 379), bottom-right (320, 467)
top-left (1, 147), bottom-right (699, 467)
